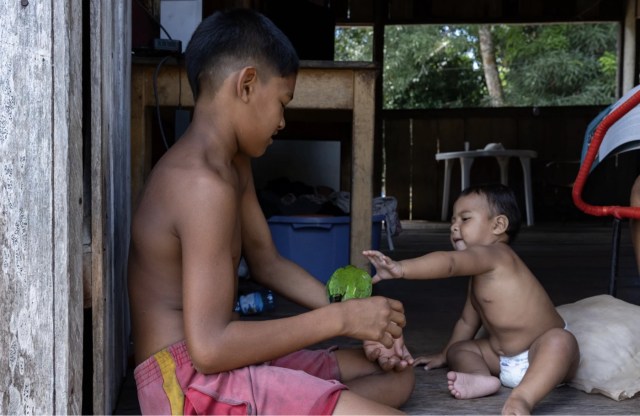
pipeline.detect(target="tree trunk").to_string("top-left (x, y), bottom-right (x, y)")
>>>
top-left (478, 25), bottom-right (504, 107)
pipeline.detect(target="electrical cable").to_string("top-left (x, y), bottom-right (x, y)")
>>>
top-left (153, 55), bottom-right (172, 150)
top-left (178, 63), bottom-right (182, 109)
top-left (134, 0), bottom-right (174, 40)
top-left (135, 0), bottom-right (183, 150)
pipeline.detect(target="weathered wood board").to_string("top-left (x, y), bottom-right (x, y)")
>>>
top-left (89, 0), bottom-right (132, 413)
top-left (0, 0), bottom-right (83, 414)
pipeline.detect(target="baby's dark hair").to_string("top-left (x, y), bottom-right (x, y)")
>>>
top-left (185, 9), bottom-right (299, 100)
top-left (459, 183), bottom-right (522, 243)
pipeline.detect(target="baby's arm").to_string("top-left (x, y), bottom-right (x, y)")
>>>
top-left (365, 246), bottom-right (500, 283)
top-left (362, 250), bottom-right (404, 283)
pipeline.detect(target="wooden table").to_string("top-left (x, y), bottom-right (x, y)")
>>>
top-left (131, 59), bottom-right (378, 269)
top-left (435, 149), bottom-right (537, 226)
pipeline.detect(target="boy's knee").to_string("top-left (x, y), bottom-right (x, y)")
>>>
top-left (398, 365), bottom-right (416, 389)
top-left (392, 367), bottom-right (416, 406)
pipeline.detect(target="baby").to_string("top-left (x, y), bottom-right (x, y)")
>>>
top-left (364, 183), bottom-right (579, 415)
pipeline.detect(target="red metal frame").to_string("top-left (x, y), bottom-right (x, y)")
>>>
top-left (572, 88), bottom-right (640, 219)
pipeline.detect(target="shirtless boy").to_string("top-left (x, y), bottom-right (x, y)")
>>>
top-left (128, 9), bottom-right (414, 415)
top-left (364, 184), bottom-right (579, 415)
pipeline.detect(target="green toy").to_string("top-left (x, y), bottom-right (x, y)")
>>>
top-left (326, 265), bottom-right (373, 303)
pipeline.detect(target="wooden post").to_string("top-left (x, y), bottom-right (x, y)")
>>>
top-left (0, 0), bottom-right (83, 413)
top-left (90, 0), bottom-right (132, 414)
top-left (350, 69), bottom-right (376, 270)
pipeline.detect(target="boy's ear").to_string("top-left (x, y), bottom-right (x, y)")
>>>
top-left (492, 214), bottom-right (509, 235)
top-left (236, 66), bottom-right (258, 102)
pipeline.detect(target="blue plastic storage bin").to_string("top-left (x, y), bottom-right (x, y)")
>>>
top-left (268, 215), bottom-right (384, 283)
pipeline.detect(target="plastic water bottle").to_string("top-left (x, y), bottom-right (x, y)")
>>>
top-left (326, 265), bottom-right (372, 303)
top-left (234, 290), bottom-right (276, 315)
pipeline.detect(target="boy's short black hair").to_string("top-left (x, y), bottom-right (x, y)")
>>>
top-left (185, 8), bottom-right (299, 100)
top-left (460, 183), bottom-right (522, 243)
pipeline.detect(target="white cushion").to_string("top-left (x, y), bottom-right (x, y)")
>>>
top-left (557, 294), bottom-right (640, 400)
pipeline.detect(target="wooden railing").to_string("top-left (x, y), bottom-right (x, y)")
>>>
top-left (379, 106), bottom-right (638, 222)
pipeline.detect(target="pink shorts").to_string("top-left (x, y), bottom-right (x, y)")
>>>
top-left (134, 341), bottom-right (348, 415)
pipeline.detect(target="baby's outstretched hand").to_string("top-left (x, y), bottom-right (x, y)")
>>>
top-left (362, 250), bottom-right (404, 283)
top-left (412, 352), bottom-right (446, 371)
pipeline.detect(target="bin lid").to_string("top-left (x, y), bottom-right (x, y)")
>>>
top-left (268, 215), bottom-right (351, 225)
top-left (268, 215), bottom-right (384, 224)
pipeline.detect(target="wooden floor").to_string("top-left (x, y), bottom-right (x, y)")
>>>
top-left (114, 219), bottom-right (640, 414)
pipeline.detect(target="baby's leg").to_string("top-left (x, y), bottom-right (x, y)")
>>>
top-left (446, 339), bottom-right (501, 399)
top-left (502, 328), bottom-right (579, 415)
top-left (333, 348), bottom-right (415, 411)
top-left (446, 371), bottom-right (502, 399)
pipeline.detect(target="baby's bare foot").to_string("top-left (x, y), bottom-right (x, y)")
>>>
top-left (502, 394), bottom-right (532, 415)
top-left (447, 371), bottom-right (501, 399)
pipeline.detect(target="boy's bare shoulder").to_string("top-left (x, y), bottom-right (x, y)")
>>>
top-left (137, 148), bottom-right (237, 223)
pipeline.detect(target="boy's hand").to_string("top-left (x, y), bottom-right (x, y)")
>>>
top-left (412, 352), bottom-right (447, 370)
top-left (362, 250), bottom-right (404, 283)
top-left (341, 296), bottom-right (406, 348)
top-left (364, 336), bottom-right (414, 372)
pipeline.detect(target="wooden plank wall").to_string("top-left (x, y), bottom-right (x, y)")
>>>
top-left (381, 107), bottom-right (638, 221)
top-left (0, 0), bottom-right (83, 414)
top-left (90, 0), bottom-right (132, 413)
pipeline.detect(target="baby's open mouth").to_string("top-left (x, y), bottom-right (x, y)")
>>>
top-left (453, 239), bottom-right (466, 250)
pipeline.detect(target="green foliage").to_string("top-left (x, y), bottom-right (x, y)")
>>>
top-left (382, 25), bottom-right (485, 109)
top-left (494, 23), bottom-right (618, 106)
top-left (335, 26), bottom-right (373, 62)
top-left (334, 22), bottom-right (618, 109)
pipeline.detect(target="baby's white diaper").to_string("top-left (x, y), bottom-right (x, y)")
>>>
top-left (499, 349), bottom-right (529, 388)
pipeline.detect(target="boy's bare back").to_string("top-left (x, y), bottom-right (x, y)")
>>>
top-left (128, 127), bottom-right (245, 364)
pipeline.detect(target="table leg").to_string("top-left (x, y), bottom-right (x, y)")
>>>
top-left (460, 157), bottom-right (474, 190)
top-left (519, 157), bottom-right (534, 226)
top-left (441, 160), bottom-right (453, 221)
top-left (496, 156), bottom-right (509, 186)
